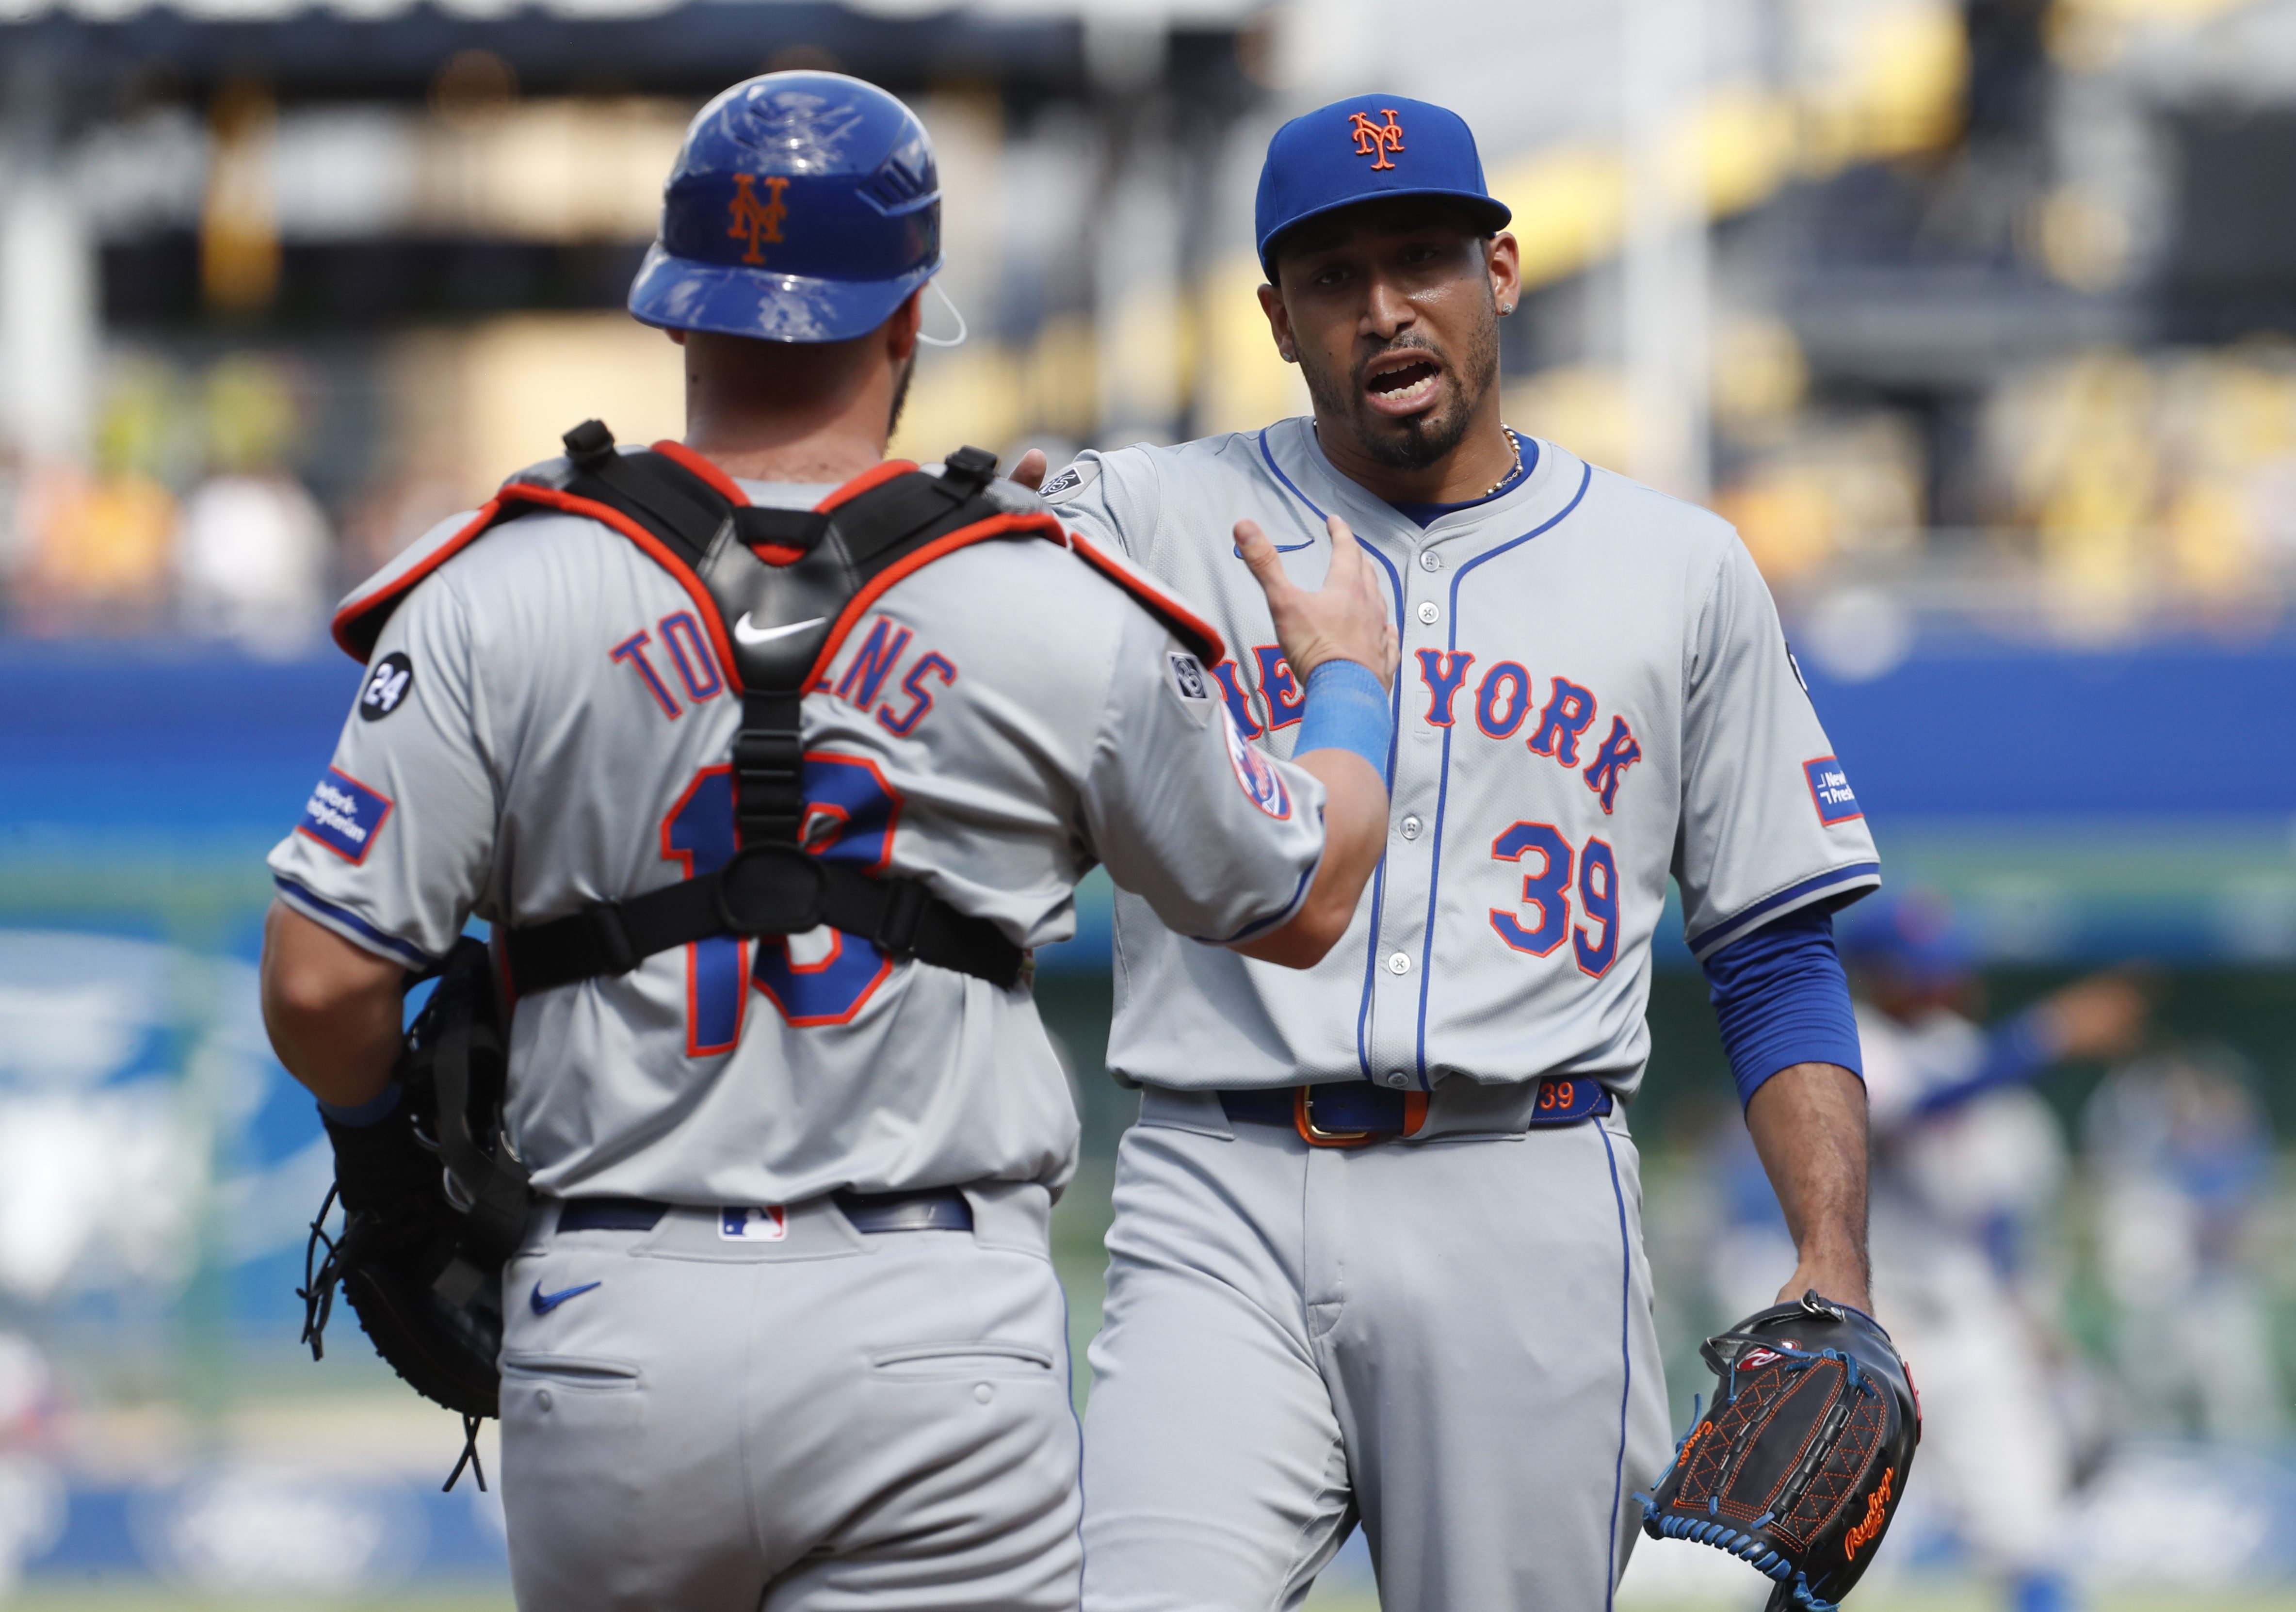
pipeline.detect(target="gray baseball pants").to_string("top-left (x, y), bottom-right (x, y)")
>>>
top-left (497, 1184), bottom-right (1083, 1612)
top-left (1081, 1086), bottom-right (1669, 1612)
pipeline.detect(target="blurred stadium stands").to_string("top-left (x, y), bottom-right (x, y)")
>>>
top-left (0, 0), bottom-right (2293, 1604)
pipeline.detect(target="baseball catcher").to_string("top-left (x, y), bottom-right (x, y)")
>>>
top-left (1641, 1293), bottom-right (1921, 1610)
top-left (261, 68), bottom-right (1397, 1612)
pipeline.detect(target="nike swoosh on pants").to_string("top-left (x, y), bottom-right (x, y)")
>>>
top-left (530, 1280), bottom-right (602, 1316)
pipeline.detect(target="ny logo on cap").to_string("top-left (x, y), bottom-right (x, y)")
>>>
top-left (1348, 109), bottom-right (1406, 170)
top-left (728, 174), bottom-right (790, 264)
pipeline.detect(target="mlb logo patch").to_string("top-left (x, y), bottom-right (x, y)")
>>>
top-left (297, 767), bottom-right (394, 864)
top-left (719, 1206), bottom-right (788, 1242)
top-left (1037, 460), bottom-right (1095, 502)
top-left (1222, 708), bottom-right (1292, 820)
top-left (1803, 757), bottom-right (1861, 825)
top-left (1167, 651), bottom-right (1212, 704)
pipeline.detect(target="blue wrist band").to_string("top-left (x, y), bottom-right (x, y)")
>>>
top-left (1294, 659), bottom-right (1391, 780)
top-left (319, 1080), bottom-right (404, 1128)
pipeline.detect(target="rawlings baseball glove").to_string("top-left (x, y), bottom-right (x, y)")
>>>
top-left (1639, 1292), bottom-right (1920, 1611)
top-left (298, 938), bottom-right (522, 1489)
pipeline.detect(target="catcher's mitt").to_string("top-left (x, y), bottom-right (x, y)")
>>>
top-left (299, 937), bottom-right (525, 1490)
top-left (1639, 1292), bottom-right (1920, 1612)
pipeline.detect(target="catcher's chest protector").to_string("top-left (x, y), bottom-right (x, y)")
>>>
top-left (1641, 1294), bottom-right (1921, 1612)
top-left (336, 422), bottom-right (1219, 1001)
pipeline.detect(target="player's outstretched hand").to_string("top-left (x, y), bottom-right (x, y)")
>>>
top-left (1235, 514), bottom-right (1398, 689)
top-left (2038, 969), bottom-right (2154, 1061)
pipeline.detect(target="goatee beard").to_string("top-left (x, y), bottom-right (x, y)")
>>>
top-left (1363, 404), bottom-right (1472, 470)
top-left (1305, 319), bottom-right (1501, 474)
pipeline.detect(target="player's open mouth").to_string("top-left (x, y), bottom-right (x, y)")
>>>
top-left (1363, 353), bottom-right (1445, 417)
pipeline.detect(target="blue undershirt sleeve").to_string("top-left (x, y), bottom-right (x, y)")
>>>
top-left (1702, 905), bottom-right (1863, 1109)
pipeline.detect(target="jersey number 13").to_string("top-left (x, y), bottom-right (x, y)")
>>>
top-left (660, 756), bottom-right (905, 1049)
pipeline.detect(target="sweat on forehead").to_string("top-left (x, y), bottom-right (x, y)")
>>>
top-left (1265, 196), bottom-right (1493, 279)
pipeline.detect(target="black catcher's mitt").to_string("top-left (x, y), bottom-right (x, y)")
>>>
top-left (1639, 1293), bottom-right (1920, 1612)
top-left (299, 937), bottom-right (524, 1488)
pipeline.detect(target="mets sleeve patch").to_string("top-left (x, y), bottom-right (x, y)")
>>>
top-left (297, 766), bottom-right (395, 864)
top-left (1804, 757), bottom-right (1862, 825)
top-left (1223, 706), bottom-right (1293, 820)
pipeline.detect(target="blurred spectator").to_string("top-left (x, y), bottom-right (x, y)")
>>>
top-left (5, 357), bottom-right (186, 637)
top-left (10, 469), bottom-right (177, 639)
top-left (175, 475), bottom-right (329, 656)
top-left (1982, 346), bottom-right (2296, 637)
top-left (1713, 414), bottom-right (1926, 591)
top-left (340, 462), bottom-right (476, 583)
top-left (2082, 1046), bottom-right (2287, 1444)
top-left (173, 355), bottom-right (330, 656)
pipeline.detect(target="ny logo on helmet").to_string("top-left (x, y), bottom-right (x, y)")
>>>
top-left (728, 174), bottom-right (791, 265)
top-left (1348, 109), bottom-right (1405, 170)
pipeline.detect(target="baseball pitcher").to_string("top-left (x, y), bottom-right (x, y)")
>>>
top-left (1040, 95), bottom-right (1894, 1612)
top-left (257, 73), bottom-right (1394, 1612)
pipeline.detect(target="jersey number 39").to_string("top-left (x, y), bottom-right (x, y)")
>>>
top-left (1489, 822), bottom-right (1618, 977)
top-left (661, 756), bottom-right (904, 1050)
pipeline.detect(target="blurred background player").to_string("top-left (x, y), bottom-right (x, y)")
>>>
top-left (1710, 886), bottom-right (2150, 1612)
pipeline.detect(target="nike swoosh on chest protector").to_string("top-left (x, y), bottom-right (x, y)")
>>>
top-left (733, 613), bottom-right (827, 645)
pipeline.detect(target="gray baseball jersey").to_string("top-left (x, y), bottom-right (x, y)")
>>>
top-left (1047, 420), bottom-right (1881, 1099)
top-left (267, 468), bottom-right (1327, 1208)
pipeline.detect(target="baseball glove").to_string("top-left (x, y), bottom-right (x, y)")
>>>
top-left (1639, 1292), bottom-right (1920, 1611)
top-left (298, 937), bottom-right (521, 1489)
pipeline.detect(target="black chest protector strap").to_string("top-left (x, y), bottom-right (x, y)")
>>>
top-left (501, 421), bottom-right (1025, 997)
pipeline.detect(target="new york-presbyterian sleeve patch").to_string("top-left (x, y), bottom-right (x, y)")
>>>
top-left (1804, 756), bottom-right (1862, 825)
top-left (298, 766), bottom-right (395, 864)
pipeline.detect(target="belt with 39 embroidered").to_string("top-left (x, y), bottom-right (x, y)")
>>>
top-left (1215, 1076), bottom-right (1612, 1148)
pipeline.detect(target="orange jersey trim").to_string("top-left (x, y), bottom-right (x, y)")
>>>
top-left (331, 498), bottom-right (503, 661)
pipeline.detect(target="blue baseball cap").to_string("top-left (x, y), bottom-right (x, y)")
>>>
top-left (1255, 94), bottom-right (1512, 278)
top-left (628, 71), bottom-right (941, 344)
top-left (1838, 888), bottom-right (1975, 985)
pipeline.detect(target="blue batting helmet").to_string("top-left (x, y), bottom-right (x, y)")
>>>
top-left (627, 72), bottom-right (941, 344)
